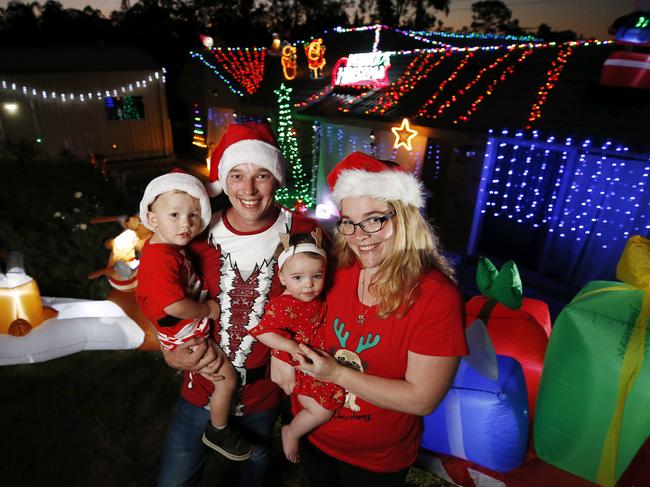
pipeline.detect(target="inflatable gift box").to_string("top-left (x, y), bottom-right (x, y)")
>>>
top-left (421, 321), bottom-right (529, 473)
top-left (466, 257), bottom-right (551, 420)
top-left (535, 236), bottom-right (650, 487)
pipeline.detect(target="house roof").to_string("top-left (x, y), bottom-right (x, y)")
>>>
top-left (0, 47), bottom-right (162, 74)
top-left (194, 25), bottom-right (650, 151)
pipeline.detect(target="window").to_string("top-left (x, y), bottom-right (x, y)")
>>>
top-left (105, 96), bottom-right (145, 121)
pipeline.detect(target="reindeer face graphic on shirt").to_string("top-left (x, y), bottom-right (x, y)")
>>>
top-left (332, 318), bottom-right (381, 411)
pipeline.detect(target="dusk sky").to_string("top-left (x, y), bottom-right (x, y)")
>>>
top-left (0, 0), bottom-right (645, 39)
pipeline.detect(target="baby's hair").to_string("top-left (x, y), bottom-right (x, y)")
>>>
top-left (274, 232), bottom-right (327, 266)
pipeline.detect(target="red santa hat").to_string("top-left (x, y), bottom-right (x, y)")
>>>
top-left (139, 170), bottom-right (212, 232)
top-left (327, 151), bottom-right (425, 209)
top-left (207, 123), bottom-right (286, 196)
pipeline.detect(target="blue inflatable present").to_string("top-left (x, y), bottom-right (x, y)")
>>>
top-left (421, 321), bottom-right (529, 472)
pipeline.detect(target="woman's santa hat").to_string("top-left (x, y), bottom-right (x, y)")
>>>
top-left (139, 170), bottom-right (212, 232)
top-left (207, 123), bottom-right (286, 196)
top-left (327, 151), bottom-right (425, 209)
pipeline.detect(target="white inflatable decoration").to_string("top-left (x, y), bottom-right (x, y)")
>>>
top-left (0, 297), bottom-right (145, 366)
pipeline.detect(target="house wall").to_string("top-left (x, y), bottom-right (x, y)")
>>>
top-left (0, 70), bottom-right (173, 161)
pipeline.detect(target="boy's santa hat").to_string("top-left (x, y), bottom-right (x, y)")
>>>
top-left (207, 123), bottom-right (286, 196)
top-left (327, 151), bottom-right (425, 209)
top-left (139, 170), bottom-right (212, 232)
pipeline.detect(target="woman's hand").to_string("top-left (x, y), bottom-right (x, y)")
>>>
top-left (270, 356), bottom-right (296, 394)
top-left (161, 336), bottom-right (223, 373)
top-left (295, 343), bottom-right (343, 384)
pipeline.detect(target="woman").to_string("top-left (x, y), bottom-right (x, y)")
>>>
top-left (295, 151), bottom-right (468, 485)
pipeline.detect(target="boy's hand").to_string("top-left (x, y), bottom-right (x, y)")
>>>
top-left (206, 300), bottom-right (221, 320)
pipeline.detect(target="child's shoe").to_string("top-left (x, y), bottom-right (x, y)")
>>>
top-left (202, 422), bottom-right (253, 461)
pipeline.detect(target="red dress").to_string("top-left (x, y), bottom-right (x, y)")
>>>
top-left (250, 294), bottom-right (345, 410)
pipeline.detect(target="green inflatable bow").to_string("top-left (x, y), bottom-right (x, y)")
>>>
top-left (476, 257), bottom-right (523, 310)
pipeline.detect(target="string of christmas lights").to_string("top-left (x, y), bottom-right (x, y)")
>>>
top-left (192, 103), bottom-right (207, 148)
top-left (294, 85), bottom-right (333, 108)
top-left (453, 49), bottom-right (533, 124)
top-left (274, 84), bottom-right (313, 208)
top-left (406, 28), bottom-right (540, 43)
top-left (425, 139), bottom-right (442, 183)
top-left (0, 69), bottom-right (165, 104)
top-left (415, 52), bottom-right (475, 119)
top-left (373, 24), bottom-right (382, 52)
top-left (211, 47), bottom-right (266, 95)
top-left (310, 121), bottom-right (321, 205)
top-left (365, 52), bottom-right (448, 116)
top-left (525, 46), bottom-right (574, 129)
top-left (337, 89), bottom-right (375, 113)
top-left (189, 51), bottom-right (245, 96)
top-left (426, 48), bottom-right (516, 120)
top-left (477, 129), bottom-right (648, 249)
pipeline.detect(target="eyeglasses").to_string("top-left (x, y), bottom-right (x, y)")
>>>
top-left (335, 211), bottom-right (395, 236)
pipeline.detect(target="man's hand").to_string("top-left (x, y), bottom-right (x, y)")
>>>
top-left (161, 336), bottom-right (221, 372)
top-left (195, 340), bottom-right (228, 382)
top-left (205, 300), bottom-right (221, 320)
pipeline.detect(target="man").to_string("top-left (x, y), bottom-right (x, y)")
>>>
top-left (157, 123), bottom-right (320, 487)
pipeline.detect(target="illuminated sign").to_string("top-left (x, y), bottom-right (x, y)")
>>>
top-left (332, 52), bottom-right (392, 88)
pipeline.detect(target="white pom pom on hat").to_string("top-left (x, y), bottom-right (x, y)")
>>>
top-left (327, 151), bottom-right (425, 209)
top-left (139, 170), bottom-right (212, 232)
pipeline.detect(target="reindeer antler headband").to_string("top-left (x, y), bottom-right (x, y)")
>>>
top-left (277, 228), bottom-right (326, 270)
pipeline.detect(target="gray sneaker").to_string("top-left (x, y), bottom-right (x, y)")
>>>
top-left (202, 423), bottom-right (253, 461)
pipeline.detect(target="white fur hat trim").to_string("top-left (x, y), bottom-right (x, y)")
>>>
top-left (330, 169), bottom-right (425, 208)
top-left (216, 139), bottom-right (285, 196)
top-left (139, 172), bottom-right (212, 232)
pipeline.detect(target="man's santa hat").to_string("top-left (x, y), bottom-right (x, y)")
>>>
top-left (327, 151), bottom-right (425, 209)
top-left (139, 170), bottom-right (212, 232)
top-left (207, 123), bottom-right (285, 196)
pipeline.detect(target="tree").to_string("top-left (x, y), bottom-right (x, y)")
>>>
top-left (470, 0), bottom-right (520, 34)
top-left (358, 0), bottom-right (449, 29)
top-left (536, 22), bottom-right (577, 42)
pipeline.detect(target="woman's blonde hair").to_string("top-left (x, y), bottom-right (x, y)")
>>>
top-left (334, 200), bottom-right (454, 318)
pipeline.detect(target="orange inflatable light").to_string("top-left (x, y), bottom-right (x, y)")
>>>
top-left (0, 252), bottom-right (55, 335)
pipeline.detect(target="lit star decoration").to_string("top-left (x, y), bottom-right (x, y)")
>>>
top-left (274, 83), bottom-right (313, 208)
top-left (391, 118), bottom-right (418, 151)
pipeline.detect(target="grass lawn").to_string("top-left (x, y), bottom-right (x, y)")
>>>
top-left (0, 349), bottom-right (449, 486)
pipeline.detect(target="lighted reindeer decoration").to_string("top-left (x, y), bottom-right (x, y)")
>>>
top-left (333, 318), bottom-right (381, 411)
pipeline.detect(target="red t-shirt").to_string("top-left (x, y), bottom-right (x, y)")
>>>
top-left (302, 263), bottom-right (468, 472)
top-left (136, 240), bottom-right (209, 350)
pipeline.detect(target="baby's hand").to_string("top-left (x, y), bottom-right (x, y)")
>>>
top-left (206, 300), bottom-right (221, 320)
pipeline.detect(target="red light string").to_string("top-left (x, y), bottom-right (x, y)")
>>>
top-left (365, 52), bottom-right (449, 116)
top-left (525, 46), bottom-right (574, 129)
